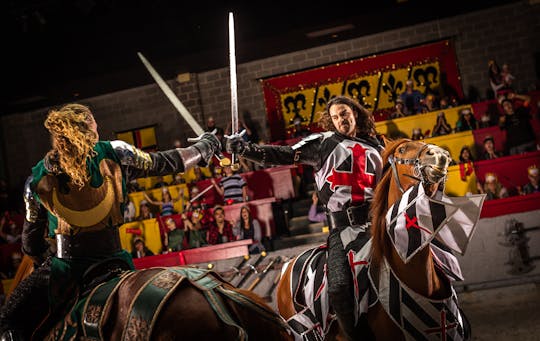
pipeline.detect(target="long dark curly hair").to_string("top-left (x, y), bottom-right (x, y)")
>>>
top-left (317, 96), bottom-right (376, 136)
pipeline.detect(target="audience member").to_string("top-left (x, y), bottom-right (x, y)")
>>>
top-left (211, 158), bottom-right (248, 205)
top-left (455, 107), bottom-right (478, 132)
top-left (183, 210), bottom-right (207, 248)
top-left (131, 237), bottom-right (154, 258)
top-left (143, 187), bottom-right (182, 217)
top-left (458, 146), bottom-right (474, 164)
top-left (152, 175), bottom-right (169, 189)
top-left (123, 199), bottom-right (136, 222)
top-left (488, 59), bottom-right (504, 98)
top-left (0, 214), bottom-right (21, 244)
top-left (308, 192), bottom-right (327, 224)
top-left (481, 136), bottom-right (503, 160)
top-left (172, 138), bottom-right (183, 149)
top-left (411, 128), bottom-right (424, 140)
top-left (500, 63), bottom-right (515, 92)
top-left (431, 112), bottom-right (453, 137)
top-left (233, 205), bottom-right (265, 254)
top-left (164, 217), bottom-right (185, 252)
top-left (206, 205), bottom-right (235, 245)
top-left (290, 117), bottom-right (311, 139)
top-left (137, 200), bottom-right (155, 221)
top-left (206, 116), bottom-right (225, 148)
top-left (499, 92), bottom-right (537, 155)
top-left (127, 179), bottom-right (144, 193)
top-left (519, 165), bottom-right (539, 195)
top-left (439, 96), bottom-right (452, 110)
top-left (240, 113), bottom-right (261, 144)
top-left (170, 173), bottom-right (185, 185)
top-left (400, 79), bottom-right (424, 115)
top-left (477, 172), bottom-right (509, 200)
top-left (390, 98), bottom-right (407, 119)
top-left (420, 94), bottom-right (439, 113)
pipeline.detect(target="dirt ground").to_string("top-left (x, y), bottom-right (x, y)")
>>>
top-left (457, 282), bottom-right (540, 341)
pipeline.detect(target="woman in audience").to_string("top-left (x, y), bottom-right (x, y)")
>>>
top-left (182, 210), bottom-right (207, 248)
top-left (206, 205), bottom-right (235, 245)
top-left (431, 112), bottom-right (453, 137)
top-left (131, 237), bottom-right (154, 258)
top-left (477, 172), bottom-right (509, 200)
top-left (143, 187), bottom-right (182, 217)
top-left (458, 146), bottom-right (475, 164)
top-left (137, 200), bottom-right (154, 221)
top-left (390, 98), bottom-right (407, 119)
top-left (518, 165), bottom-right (539, 195)
top-left (233, 205), bottom-right (264, 254)
top-left (455, 107), bottom-right (478, 132)
top-left (163, 217), bottom-right (185, 252)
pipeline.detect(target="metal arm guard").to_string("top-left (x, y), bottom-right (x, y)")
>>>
top-left (22, 178), bottom-right (51, 265)
top-left (240, 133), bottom-right (324, 168)
top-left (111, 135), bottom-right (220, 179)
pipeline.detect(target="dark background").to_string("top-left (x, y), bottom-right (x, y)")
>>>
top-left (2, 0), bottom-right (518, 114)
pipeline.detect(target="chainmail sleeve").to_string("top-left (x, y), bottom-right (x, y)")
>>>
top-left (22, 176), bottom-right (51, 265)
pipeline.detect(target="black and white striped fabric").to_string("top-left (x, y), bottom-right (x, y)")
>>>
top-left (373, 258), bottom-right (468, 341)
top-left (385, 183), bottom-right (485, 264)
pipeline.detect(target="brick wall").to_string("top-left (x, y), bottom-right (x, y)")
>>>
top-left (2, 2), bottom-right (539, 191)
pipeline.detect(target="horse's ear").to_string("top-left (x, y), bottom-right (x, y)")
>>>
top-left (379, 134), bottom-right (394, 149)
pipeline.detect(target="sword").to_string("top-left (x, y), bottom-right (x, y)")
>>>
top-left (236, 251), bottom-right (266, 288)
top-left (189, 184), bottom-right (214, 203)
top-left (228, 12), bottom-right (240, 170)
top-left (247, 255), bottom-right (281, 291)
top-left (138, 51), bottom-right (228, 164)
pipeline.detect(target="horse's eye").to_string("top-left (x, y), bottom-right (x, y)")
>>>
top-left (399, 147), bottom-right (406, 154)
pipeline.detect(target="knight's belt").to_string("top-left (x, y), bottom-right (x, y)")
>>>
top-left (56, 228), bottom-right (122, 259)
top-left (327, 203), bottom-right (369, 229)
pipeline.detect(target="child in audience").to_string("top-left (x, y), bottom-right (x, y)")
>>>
top-left (481, 136), bottom-right (503, 160)
top-left (431, 112), bottom-right (453, 137)
top-left (518, 165), bottom-right (539, 195)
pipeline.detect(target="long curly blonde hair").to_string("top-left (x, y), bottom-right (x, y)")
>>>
top-left (44, 103), bottom-right (98, 188)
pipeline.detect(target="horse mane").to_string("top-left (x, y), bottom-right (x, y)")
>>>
top-left (370, 138), bottom-right (411, 267)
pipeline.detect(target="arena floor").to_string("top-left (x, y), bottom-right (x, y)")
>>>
top-left (457, 282), bottom-right (540, 340)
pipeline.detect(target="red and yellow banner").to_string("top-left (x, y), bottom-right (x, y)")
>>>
top-left (261, 40), bottom-right (462, 141)
top-left (116, 125), bottom-right (158, 152)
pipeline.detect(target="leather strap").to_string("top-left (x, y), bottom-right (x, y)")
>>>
top-left (56, 227), bottom-right (122, 259)
top-left (327, 204), bottom-right (370, 229)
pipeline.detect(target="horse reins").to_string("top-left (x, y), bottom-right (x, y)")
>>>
top-left (386, 142), bottom-right (434, 193)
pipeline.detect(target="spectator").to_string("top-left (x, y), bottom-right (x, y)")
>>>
top-left (481, 136), bottom-right (503, 160)
top-left (389, 98), bottom-right (407, 119)
top-left (233, 205), bottom-right (264, 254)
top-left (431, 112), bottom-right (453, 137)
top-left (123, 199), bottom-right (136, 222)
top-left (170, 173), bottom-right (185, 185)
top-left (206, 205), bottom-right (235, 245)
top-left (240, 112), bottom-right (261, 144)
top-left (131, 237), bottom-right (154, 258)
top-left (0, 214), bottom-right (21, 244)
top-left (399, 79), bottom-right (424, 115)
top-left (143, 187), bottom-right (181, 217)
top-left (152, 175), bottom-right (169, 189)
top-left (499, 92), bottom-right (537, 155)
top-left (137, 200), bottom-right (155, 221)
top-left (206, 116), bottom-right (225, 148)
top-left (172, 138), bottom-right (183, 149)
top-left (183, 210), bottom-right (207, 248)
top-left (488, 59), bottom-right (504, 98)
top-left (290, 116), bottom-right (311, 139)
top-left (519, 165), bottom-right (539, 195)
top-left (127, 179), bottom-right (144, 193)
top-left (163, 217), bottom-right (185, 252)
top-left (308, 192), bottom-right (327, 224)
top-left (501, 63), bottom-right (515, 92)
top-left (439, 96), bottom-right (452, 110)
top-left (411, 128), bottom-right (424, 141)
top-left (211, 158), bottom-right (248, 205)
top-left (477, 172), bottom-right (509, 200)
top-left (458, 146), bottom-right (474, 164)
top-left (455, 107), bottom-right (478, 132)
top-left (420, 94), bottom-right (439, 114)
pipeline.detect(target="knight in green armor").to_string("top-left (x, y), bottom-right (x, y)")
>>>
top-left (0, 103), bottom-right (221, 340)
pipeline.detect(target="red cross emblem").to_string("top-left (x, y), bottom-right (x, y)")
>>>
top-left (326, 144), bottom-right (375, 202)
top-left (424, 310), bottom-right (458, 341)
top-left (348, 250), bottom-right (369, 298)
top-left (404, 212), bottom-right (432, 234)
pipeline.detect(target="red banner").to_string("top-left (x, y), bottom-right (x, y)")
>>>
top-left (261, 40), bottom-right (462, 141)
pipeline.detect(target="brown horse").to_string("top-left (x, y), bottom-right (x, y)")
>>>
top-left (277, 138), bottom-right (471, 340)
top-left (8, 258), bottom-right (293, 340)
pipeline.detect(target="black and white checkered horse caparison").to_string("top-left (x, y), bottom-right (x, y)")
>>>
top-left (285, 240), bottom-right (376, 341)
top-left (385, 183), bottom-right (485, 266)
top-left (372, 258), bottom-right (468, 341)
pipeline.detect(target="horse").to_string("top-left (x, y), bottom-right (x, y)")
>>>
top-left (277, 138), bottom-right (473, 340)
top-left (7, 256), bottom-right (293, 340)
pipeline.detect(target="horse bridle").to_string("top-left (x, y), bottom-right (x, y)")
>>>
top-left (386, 142), bottom-right (439, 194)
